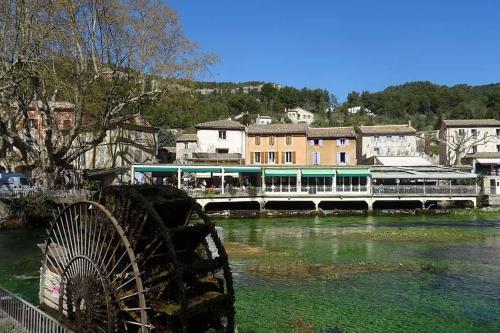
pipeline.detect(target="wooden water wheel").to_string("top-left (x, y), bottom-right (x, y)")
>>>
top-left (40, 185), bottom-right (235, 332)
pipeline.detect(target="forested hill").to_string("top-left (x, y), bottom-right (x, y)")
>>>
top-left (337, 81), bottom-right (500, 130)
top-left (143, 82), bottom-right (333, 130)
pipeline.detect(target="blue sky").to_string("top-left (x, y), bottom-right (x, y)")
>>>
top-left (167, 0), bottom-right (500, 101)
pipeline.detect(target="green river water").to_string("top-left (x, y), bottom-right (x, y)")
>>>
top-left (1, 213), bottom-right (500, 332)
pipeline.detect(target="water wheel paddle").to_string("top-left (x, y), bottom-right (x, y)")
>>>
top-left (40, 185), bottom-right (235, 333)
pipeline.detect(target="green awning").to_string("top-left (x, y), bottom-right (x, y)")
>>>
top-left (336, 168), bottom-right (370, 177)
top-left (181, 167), bottom-right (221, 173)
top-left (265, 169), bottom-right (297, 177)
top-left (224, 167), bottom-right (262, 174)
top-left (134, 166), bottom-right (178, 172)
top-left (301, 169), bottom-right (336, 177)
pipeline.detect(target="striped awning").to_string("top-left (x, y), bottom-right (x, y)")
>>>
top-left (134, 166), bottom-right (178, 172)
top-left (223, 167), bottom-right (262, 174)
top-left (181, 167), bottom-right (221, 173)
top-left (336, 168), bottom-right (370, 177)
top-left (264, 169), bottom-right (297, 177)
top-left (301, 169), bottom-right (336, 177)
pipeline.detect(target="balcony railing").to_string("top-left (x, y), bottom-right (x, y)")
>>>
top-left (371, 185), bottom-right (478, 196)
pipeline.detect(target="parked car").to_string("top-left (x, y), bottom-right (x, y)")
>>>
top-left (0, 172), bottom-right (33, 195)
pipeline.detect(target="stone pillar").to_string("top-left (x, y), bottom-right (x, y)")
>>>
top-left (177, 167), bottom-right (181, 189)
top-left (221, 167), bottom-right (225, 194)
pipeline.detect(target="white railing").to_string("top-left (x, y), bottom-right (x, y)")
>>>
top-left (371, 185), bottom-right (478, 196)
top-left (0, 287), bottom-right (72, 332)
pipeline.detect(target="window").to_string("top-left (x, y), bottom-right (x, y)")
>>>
top-left (184, 153), bottom-right (188, 160)
top-left (313, 139), bottom-right (320, 146)
top-left (286, 136), bottom-right (292, 145)
top-left (458, 129), bottom-right (466, 136)
top-left (497, 145), bottom-right (500, 153)
top-left (28, 119), bottom-right (38, 129)
top-left (374, 136), bottom-right (379, 142)
top-left (134, 149), bottom-right (142, 162)
top-left (218, 130), bottom-right (227, 140)
top-left (63, 119), bottom-right (71, 129)
top-left (79, 153), bottom-right (86, 167)
top-left (471, 145), bottom-right (477, 154)
top-left (254, 152), bottom-right (261, 164)
top-left (98, 146), bottom-right (105, 164)
top-left (386, 135), bottom-right (391, 142)
top-left (312, 152), bottom-right (320, 165)
top-left (269, 136), bottom-right (276, 145)
top-left (399, 135), bottom-right (405, 141)
top-left (216, 148), bottom-right (229, 154)
top-left (497, 129), bottom-right (500, 137)
top-left (135, 130), bottom-right (143, 142)
top-left (285, 151), bottom-right (293, 164)
top-left (471, 129), bottom-right (478, 138)
top-left (268, 151), bottom-right (276, 164)
top-left (184, 142), bottom-right (188, 149)
top-left (339, 152), bottom-right (346, 164)
top-left (255, 136), bottom-right (261, 145)
top-left (373, 147), bottom-right (380, 155)
top-left (339, 138), bottom-right (346, 147)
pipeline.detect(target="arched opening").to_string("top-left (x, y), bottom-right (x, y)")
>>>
top-left (204, 201), bottom-right (261, 212)
top-left (0, 165), bottom-right (6, 173)
top-left (264, 201), bottom-right (315, 210)
top-left (373, 200), bottom-right (423, 210)
top-left (319, 201), bottom-right (368, 210)
top-left (453, 200), bottom-right (475, 209)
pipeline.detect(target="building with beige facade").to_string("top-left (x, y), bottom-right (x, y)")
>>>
top-left (306, 127), bottom-right (357, 165)
top-left (74, 114), bottom-right (158, 185)
top-left (175, 133), bottom-right (198, 163)
top-left (356, 123), bottom-right (417, 163)
top-left (246, 123), bottom-right (308, 165)
top-left (439, 119), bottom-right (500, 166)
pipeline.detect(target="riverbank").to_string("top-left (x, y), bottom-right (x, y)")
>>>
top-left (205, 206), bottom-right (500, 218)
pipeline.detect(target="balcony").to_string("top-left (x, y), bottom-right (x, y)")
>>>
top-left (371, 185), bottom-right (478, 196)
top-left (191, 152), bottom-right (243, 162)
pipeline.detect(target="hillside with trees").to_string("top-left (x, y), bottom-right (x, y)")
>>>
top-left (143, 83), bottom-right (334, 129)
top-left (335, 82), bottom-right (500, 130)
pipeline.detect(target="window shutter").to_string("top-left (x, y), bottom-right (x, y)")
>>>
top-left (336, 139), bottom-right (340, 147)
top-left (317, 152), bottom-right (320, 164)
top-left (345, 139), bottom-right (349, 146)
top-left (263, 152), bottom-right (268, 164)
top-left (282, 152), bottom-right (285, 164)
top-left (336, 153), bottom-right (340, 164)
top-left (345, 153), bottom-right (350, 165)
top-left (371, 136), bottom-right (374, 142)
top-left (319, 139), bottom-right (323, 146)
top-left (250, 152), bottom-right (254, 164)
top-left (292, 151), bottom-right (296, 164)
top-left (310, 140), bottom-right (314, 146)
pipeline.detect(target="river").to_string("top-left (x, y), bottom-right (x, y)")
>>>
top-left (1, 213), bottom-right (500, 332)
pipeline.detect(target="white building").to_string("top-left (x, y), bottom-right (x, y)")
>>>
top-left (256, 115), bottom-right (272, 125)
top-left (193, 120), bottom-right (246, 164)
top-left (175, 133), bottom-right (198, 163)
top-left (285, 107), bottom-right (315, 125)
top-left (439, 119), bottom-right (500, 167)
top-left (356, 123), bottom-right (417, 163)
top-left (347, 106), bottom-right (375, 117)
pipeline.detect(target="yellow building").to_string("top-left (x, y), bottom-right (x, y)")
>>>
top-left (246, 123), bottom-right (308, 165)
top-left (306, 127), bottom-right (357, 165)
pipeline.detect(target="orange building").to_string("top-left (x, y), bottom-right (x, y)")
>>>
top-left (246, 123), bottom-right (308, 165)
top-left (306, 127), bottom-right (357, 165)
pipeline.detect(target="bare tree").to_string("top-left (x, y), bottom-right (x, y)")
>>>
top-left (0, 0), bottom-right (216, 187)
top-left (438, 130), bottom-right (496, 166)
